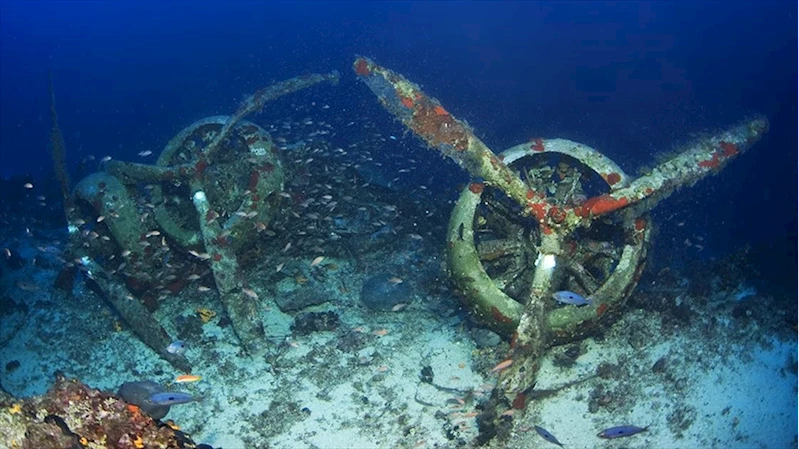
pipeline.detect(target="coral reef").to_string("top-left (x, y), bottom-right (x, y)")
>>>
top-left (0, 374), bottom-right (197, 449)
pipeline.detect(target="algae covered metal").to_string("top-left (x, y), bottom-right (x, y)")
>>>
top-left (353, 56), bottom-right (768, 412)
top-left (62, 71), bottom-right (340, 363)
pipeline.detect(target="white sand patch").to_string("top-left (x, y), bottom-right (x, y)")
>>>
top-left (2, 237), bottom-right (795, 448)
top-left (504, 310), bottom-right (797, 449)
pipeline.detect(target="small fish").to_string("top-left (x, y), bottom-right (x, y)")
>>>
top-left (148, 391), bottom-right (196, 406)
top-left (598, 425), bottom-right (648, 439)
top-left (490, 359), bottom-right (513, 373)
top-left (551, 290), bottom-right (592, 306)
top-left (391, 303), bottom-right (408, 312)
top-left (16, 280), bottom-right (40, 292)
top-left (387, 277), bottom-right (404, 285)
top-left (138, 150), bottom-right (153, 157)
top-left (166, 340), bottom-right (187, 355)
top-left (188, 250), bottom-right (211, 260)
top-left (372, 329), bottom-right (389, 336)
top-left (23, 183), bottom-right (33, 189)
top-left (449, 397), bottom-right (466, 406)
top-left (534, 426), bottom-right (563, 447)
top-left (242, 288), bottom-right (258, 299)
top-left (310, 256), bottom-right (325, 267)
top-left (175, 374), bottom-right (202, 383)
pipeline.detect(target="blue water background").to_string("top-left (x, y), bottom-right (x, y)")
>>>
top-left (0, 1), bottom-right (795, 292)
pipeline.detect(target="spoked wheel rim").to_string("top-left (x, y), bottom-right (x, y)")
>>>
top-left (446, 140), bottom-right (651, 341)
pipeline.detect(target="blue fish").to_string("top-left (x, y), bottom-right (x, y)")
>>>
top-left (552, 290), bottom-right (592, 306)
top-left (598, 425), bottom-right (648, 439)
top-left (148, 391), bottom-right (196, 406)
top-left (534, 425), bottom-right (563, 447)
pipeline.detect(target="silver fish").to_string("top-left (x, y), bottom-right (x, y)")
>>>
top-left (166, 340), bottom-right (187, 356)
top-left (552, 290), bottom-right (592, 306)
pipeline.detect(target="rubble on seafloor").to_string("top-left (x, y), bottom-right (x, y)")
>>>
top-left (0, 373), bottom-right (201, 449)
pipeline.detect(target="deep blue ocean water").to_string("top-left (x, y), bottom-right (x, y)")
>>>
top-left (0, 2), bottom-right (796, 447)
top-left (2, 1), bottom-right (794, 290)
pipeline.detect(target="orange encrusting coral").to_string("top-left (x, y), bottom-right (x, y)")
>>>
top-left (468, 182), bottom-right (485, 194)
top-left (547, 206), bottom-right (566, 224)
top-left (404, 95), bottom-right (470, 152)
top-left (353, 58), bottom-right (371, 76)
top-left (576, 194), bottom-right (630, 217)
top-left (433, 105), bottom-right (448, 116)
top-left (698, 152), bottom-right (722, 169)
top-left (605, 172), bottom-right (621, 186)
top-left (527, 201), bottom-right (548, 221)
top-left (530, 138), bottom-right (545, 152)
top-left (699, 141), bottom-right (739, 169)
top-left (718, 141), bottom-right (738, 156)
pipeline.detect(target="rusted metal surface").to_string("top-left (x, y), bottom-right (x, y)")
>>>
top-left (192, 187), bottom-right (265, 356)
top-left (354, 56), bottom-right (768, 422)
top-left (69, 71), bottom-right (340, 360)
top-left (353, 57), bottom-right (535, 212)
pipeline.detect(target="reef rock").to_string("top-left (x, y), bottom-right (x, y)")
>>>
top-left (360, 272), bottom-right (413, 311)
top-left (0, 373), bottom-right (196, 449)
